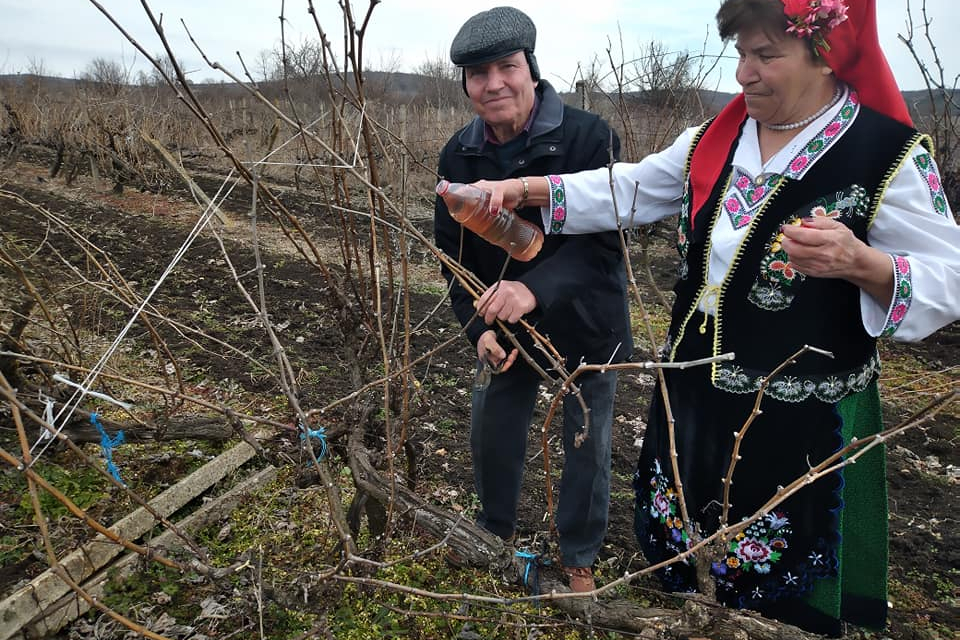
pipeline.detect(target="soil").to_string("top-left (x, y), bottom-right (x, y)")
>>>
top-left (0, 146), bottom-right (957, 639)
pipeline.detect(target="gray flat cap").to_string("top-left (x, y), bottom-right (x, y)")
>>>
top-left (450, 6), bottom-right (536, 67)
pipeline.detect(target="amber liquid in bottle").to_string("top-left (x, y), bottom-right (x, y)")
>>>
top-left (436, 180), bottom-right (544, 261)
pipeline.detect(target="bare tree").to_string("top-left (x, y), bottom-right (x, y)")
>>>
top-left (899, 0), bottom-right (960, 215)
top-left (26, 56), bottom-right (47, 77)
top-left (254, 49), bottom-right (274, 83)
top-left (261, 37), bottom-right (332, 81)
top-left (80, 57), bottom-right (129, 96)
top-left (413, 52), bottom-right (460, 108)
top-left (135, 53), bottom-right (187, 87)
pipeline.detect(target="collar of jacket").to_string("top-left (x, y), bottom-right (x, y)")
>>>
top-left (456, 79), bottom-right (563, 151)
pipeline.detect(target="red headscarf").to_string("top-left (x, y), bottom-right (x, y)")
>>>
top-left (687, 0), bottom-right (913, 228)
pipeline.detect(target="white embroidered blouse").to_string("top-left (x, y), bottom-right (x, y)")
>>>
top-left (542, 86), bottom-right (959, 342)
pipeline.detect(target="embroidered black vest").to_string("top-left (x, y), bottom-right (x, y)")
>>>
top-left (669, 105), bottom-right (923, 402)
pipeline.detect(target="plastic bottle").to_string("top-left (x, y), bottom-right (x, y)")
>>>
top-left (436, 180), bottom-right (544, 262)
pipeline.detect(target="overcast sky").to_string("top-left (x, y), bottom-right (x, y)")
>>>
top-left (0, 1), bottom-right (956, 94)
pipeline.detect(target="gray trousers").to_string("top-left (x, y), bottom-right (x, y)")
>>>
top-left (471, 360), bottom-right (617, 567)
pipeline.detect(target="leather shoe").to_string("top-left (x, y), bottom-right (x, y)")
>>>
top-left (563, 566), bottom-right (595, 593)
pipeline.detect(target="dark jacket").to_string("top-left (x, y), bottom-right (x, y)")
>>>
top-left (434, 80), bottom-right (632, 370)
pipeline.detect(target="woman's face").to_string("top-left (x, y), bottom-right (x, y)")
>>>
top-left (735, 26), bottom-right (834, 126)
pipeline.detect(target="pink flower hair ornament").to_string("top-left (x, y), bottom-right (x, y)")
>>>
top-left (783, 0), bottom-right (849, 54)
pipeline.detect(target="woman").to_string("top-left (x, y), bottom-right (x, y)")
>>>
top-left (473, 0), bottom-right (959, 634)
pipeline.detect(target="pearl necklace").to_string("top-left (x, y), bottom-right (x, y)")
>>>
top-left (763, 86), bottom-right (843, 131)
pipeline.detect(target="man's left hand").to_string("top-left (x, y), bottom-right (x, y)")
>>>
top-left (475, 280), bottom-right (537, 325)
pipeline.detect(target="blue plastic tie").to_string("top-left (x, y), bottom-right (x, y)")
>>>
top-left (90, 412), bottom-right (125, 485)
top-left (515, 549), bottom-right (539, 590)
top-left (299, 425), bottom-right (327, 461)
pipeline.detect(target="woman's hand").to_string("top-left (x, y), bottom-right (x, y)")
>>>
top-left (780, 216), bottom-right (863, 278)
top-left (780, 216), bottom-right (894, 306)
top-left (472, 178), bottom-right (525, 214)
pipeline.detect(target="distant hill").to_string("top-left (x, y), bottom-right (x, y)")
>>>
top-left (1, 73), bottom-right (956, 119)
top-left (901, 89), bottom-right (958, 118)
top-left (0, 74), bottom-right (83, 92)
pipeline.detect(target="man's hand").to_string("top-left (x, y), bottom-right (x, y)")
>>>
top-left (477, 329), bottom-right (518, 373)
top-left (475, 280), bottom-right (537, 325)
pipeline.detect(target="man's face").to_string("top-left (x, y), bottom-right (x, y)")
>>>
top-left (464, 51), bottom-right (537, 142)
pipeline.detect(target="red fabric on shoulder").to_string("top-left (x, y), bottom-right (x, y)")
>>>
top-left (688, 94), bottom-right (747, 230)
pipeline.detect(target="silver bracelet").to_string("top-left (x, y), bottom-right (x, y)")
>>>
top-left (516, 176), bottom-right (529, 209)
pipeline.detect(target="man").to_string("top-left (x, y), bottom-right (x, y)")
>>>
top-left (434, 6), bottom-right (632, 592)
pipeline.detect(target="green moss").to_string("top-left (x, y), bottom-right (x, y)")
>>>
top-left (100, 562), bottom-right (191, 617)
top-left (16, 462), bottom-right (108, 521)
top-left (262, 602), bottom-right (315, 637)
top-left (434, 417), bottom-right (458, 433)
top-left (931, 571), bottom-right (958, 603)
top-left (0, 534), bottom-right (30, 567)
top-left (409, 282), bottom-right (448, 296)
top-left (889, 576), bottom-right (932, 610)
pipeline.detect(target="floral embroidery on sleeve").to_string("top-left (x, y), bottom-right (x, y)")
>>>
top-left (882, 255), bottom-right (913, 337)
top-left (913, 153), bottom-right (950, 218)
top-left (547, 175), bottom-right (566, 233)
